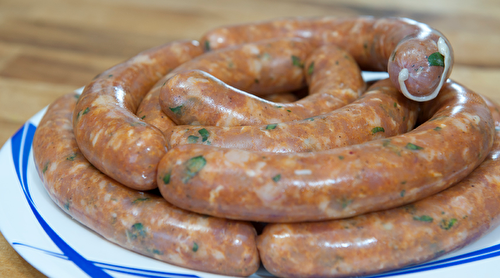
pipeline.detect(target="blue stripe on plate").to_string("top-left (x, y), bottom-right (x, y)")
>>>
top-left (9, 120), bottom-right (500, 277)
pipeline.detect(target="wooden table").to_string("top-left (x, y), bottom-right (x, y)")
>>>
top-left (0, 0), bottom-right (498, 276)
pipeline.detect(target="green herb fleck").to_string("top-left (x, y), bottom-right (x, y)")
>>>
top-left (163, 172), bottom-right (171, 184)
top-left (338, 155), bottom-right (344, 160)
top-left (363, 42), bottom-right (368, 49)
top-left (291, 55), bottom-right (304, 68)
top-left (187, 135), bottom-right (199, 143)
top-left (305, 117), bottom-right (315, 121)
top-left (307, 62), bottom-right (315, 75)
top-left (413, 215), bottom-right (434, 222)
top-left (394, 102), bottom-right (397, 108)
top-left (287, 109), bottom-right (291, 112)
top-left (66, 153), bottom-right (77, 161)
top-left (151, 249), bottom-right (163, 255)
top-left (74, 94), bottom-right (80, 99)
top-left (272, 174), bottom-right (281, 182)
top-left (440, 218), bottom-right (457, 230)
top-left (275, 105), bottom-right (283, 108)
top-left (204, 40), bottom-right (210, 51)
top-left (400, 190), bottom-right (406, 197)
top-left (434, 126), bottom-right (442, 131)
top-left (406, 143), bottom-right (424, 150)
top-left (182, 156), bottom-right (206, 183)
top-left (42, 162), bottom-right (49, 174)
top-left (266, 123), bottom-right (277, 130)
top-left (127, 223), bottom-right (147, 240)
top-left (198, 128), bottom-right (209, 142)
top-left (82, 107), bottom-right (90, 115)
top-left (341, 198), bottom-right (353, 209)
top-left (132, 197), bottom-right (150, 204)
top-left (371, 127), bottom-right (385, 134)
top-left (254, 78), bottom-right (259, 84)
top-left (169, 105), bottom-right (183, 115)
top-left (428, 52), bottom-right (445, 67)
top-left (228, 61), bottom-right (234, 68)
top-left (192, 242), bottom-right (199, 252)
top-left (64, 201), bottom-right (70, 210)
top-left (141, 115), bottom-right (146, 120)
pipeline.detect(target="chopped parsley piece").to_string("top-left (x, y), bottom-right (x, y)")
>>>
top-left (291, 55), bottom-right (304, 68)
top-left (440, 218), bottom-right (457, 230)
top-left (406, 143), bottom-right (424, 150)
top-left (141, 115), bottom-right (146, 120)
top-left (307, 61), bottom-right (315, 75)
top-left (287, 110), bottom-right (291, 112)
top-left (169, 105), bottom-right (183, 115)
top-left (400, 190), bottom-right (406, 197)
top-left (341, 198), bottom-right (353, 209)
top-left (82, 107), bottom-right (90, 115)
top-left (187, 135), bottom-right (199, 143)
top-left (66, 153), bottom-right (77, 161)
top-left (64, 201), bottom-right (70, 210)
top-left (42, 162), bottom-right (49, 174)
top-left (163, 172), bottom-right (171, 184)
top-left (130, 122), bottom-right (146, 126)
top-left (254, 78), bottom-right (259, 84)
top-left (413, 215), bottom-right (434, 222)
top-left (428, 52), bottom-right (445, 67)
top-left (266, 123), bottom-right (277, 130)
top-left (183, 156), bottom-right (206, 183)
top-left (151, 249), bottom-right (163, 255)
top-left (394, 102), bottom-right (397, 108)
top-left (338, 155), bottom-right (344, 160)
top-left (108, 74), bottom-right (113, 78)
top-left (132, 197), bottom-right (150, 204)
top-left (127, 223), bottom-right (146, 240)
top-left (74, 94), bottom-right (80, 99)
top-left (371, 127), bottom-right (385, 134)
top-left (275, 105), bottom-right (283, 108)
top-left (272, 174), bottom-right (281, 182)
top-left (305, 117), bottom-right (314, 121)
top-left (192, 242), bottom-right (199, 252)
top-left (434, 126), bottom-right (442, 131)
top-left (198, 128), bottom-right (210, 142)
top-left (204, 40), bottom-right (210, 51)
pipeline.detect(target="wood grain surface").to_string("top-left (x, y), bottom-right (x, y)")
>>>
top-left (0, 0), bottom-right (499, 277)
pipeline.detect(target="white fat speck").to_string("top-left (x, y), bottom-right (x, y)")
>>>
top-left (224, 149), bottom-right (250, 164)
top-left (111, 212), bottom-right (117, 218)
top-left (98, 180), bottom-right (106, 189)
top-left (209, 185), bottom-right (224, 204)
top-left (318, 199), bottom-right (329, 212)
top-left (131, 207), bottom-right (139, 216)
top-left (383, 223), bottom-right (393, 230)
top-left (331, 31), bottom-right (339, 37)
top-left (129, 54), bottom-right (154, 65)
top-left (452, 119), bottom-right (468, 133)
top-left (69, 163), bottom-right (87, 175)
top-left (295, 169), bottom-right (312, 175)
top-left (176, 159), bottom-right (183, 165)
top-left (256, 182), bottom-right (281, 202)
top-left (211, 249), bottom-right (226, 261)
top-left (243, 44), bottom-right (261, 55)
top-left (92, 129), bottom-right (104, 147)
top-left (429, 170), bottom-right (443, 178)
top-left (104, 193), bottom-right (111, 202)
top-left (49, 161), bottom-right (59, 173)
top-left (246, 170), bottom-right (256, 177)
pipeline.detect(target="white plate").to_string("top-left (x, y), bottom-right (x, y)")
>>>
top-left (2, 72), bottom-right (500, 278)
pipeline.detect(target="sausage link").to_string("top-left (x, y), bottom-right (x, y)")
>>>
top-left (157, 80), bottom-right (494, 222)
top-left (257, 102), bottom-right (500, 277)
top-left (165, 79), bottom-right (418, 152)
top-left (161, 45), bottom-right (364, 126)
top-left (33, 93), bottom-right (260, 276)
top-left (201, 16), bottom-right (454, 101)
top-left (73, 40), bottom-right (203, 190)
